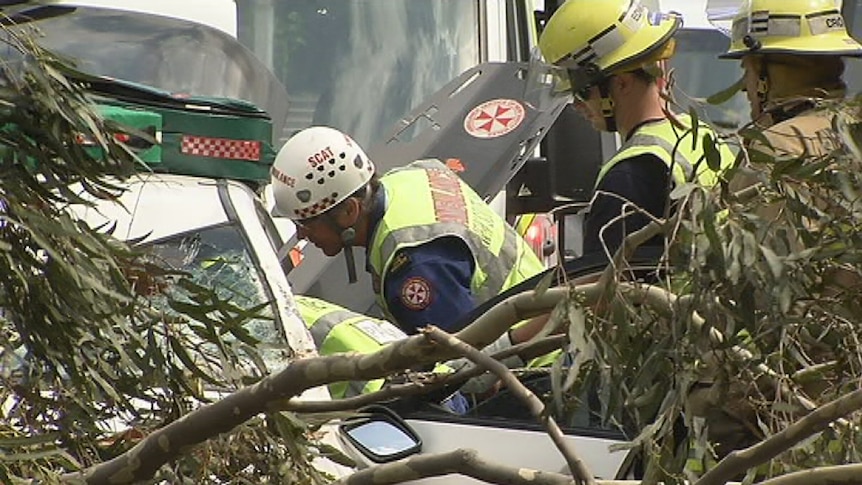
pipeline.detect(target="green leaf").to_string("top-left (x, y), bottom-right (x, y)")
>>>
top-left (534, 266), bottom-right (557, 297)
top-left (761, 245), bottom-right (783, 279)
top-left (315, 442), bottom-right (357, 468)
top-left (739, 127), bottom-right (775, 151)
top-left (702, 133), bottom-right (723, 172)
top-left (689, 107), bottom-right (700, 153)
top-left (706, 76), bottom-right (743, 105)
top-left (167, 335), bottom-right (223, 387)
top-left (670, 181), bottom-right (697, 200)
top-left (0, 433), bottom-right (60, 448)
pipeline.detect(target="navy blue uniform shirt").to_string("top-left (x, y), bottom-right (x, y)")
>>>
top-left (583, 153), bottom-right (669, 258)
top-left (382, 238), bottom-right (476, 335)
top-left (365, 186), bottom-right (476, 335)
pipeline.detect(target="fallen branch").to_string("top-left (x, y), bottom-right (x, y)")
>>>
top-left (332, 448), bottom-right (575, 485)
top-left (424, 326), bottom-right (595, 485)
top-left (281, 335), bottom-right (567, 414)
top-left (63, 288), bottom-right (574, 484)
top-left (754, 463), bottom-right (862, 485)
top-left (695, 388), bottom-right (862, 485)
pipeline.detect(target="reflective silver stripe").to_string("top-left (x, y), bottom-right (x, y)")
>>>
top-left (733, 9), bottom-right (842, 44)
top-left (558, 1), bottom-right (644, 69)
top-left (624, 132), bottom-right (695, 182)
top-left (378, 222), bottom-right (521, 302)
top-left (766, 14), bottom-right (802, 37)
top-left (308, 309), bottom-right (357, 348)
top-left (588, 25), bottom-right (624, 62)
top-left (808, 10), bottom-right (845, 36)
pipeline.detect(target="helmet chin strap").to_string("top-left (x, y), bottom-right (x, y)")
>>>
top-left (329, 187), bottom-right (374, 285)
top-left (319, 211), bottom-right (359, 284)
top-left (756, 59), bottom-right (770, 116)
top-left (340, 227), bottom-right (358, 284)
top-left (598, 79), bottom-right (617, 132)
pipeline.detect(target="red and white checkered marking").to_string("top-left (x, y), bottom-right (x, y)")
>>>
top-left (295, 197), bottom-right (336, 218)
top-left (181, 135), bottom-right (261, 161)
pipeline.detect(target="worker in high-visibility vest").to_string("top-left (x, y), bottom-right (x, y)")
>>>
top-left (683, 0), bottom-right (862, 472)
top-left (270, 127), bottom-right (544, 343)
top-left (294, 294), bottom-right (469, 413)
top-left (532, 0), bottom-right (734, 260)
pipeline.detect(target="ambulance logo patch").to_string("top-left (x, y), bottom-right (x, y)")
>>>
top-left (400, 277), bottom-right (432, 311)
top-left (463, 98), bottom-right (525, 139)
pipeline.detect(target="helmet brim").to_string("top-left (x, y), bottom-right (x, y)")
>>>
top-left (720, 34), bottom-right (862, 59)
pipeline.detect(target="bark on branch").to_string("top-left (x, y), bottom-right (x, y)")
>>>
top-left (332, 448), bottom-right (576, 485)
top-left (424, 326), bottom-right (596, 485)
top-left (281, 335), bottom-right (567, 414)
top-left (695, 388), bottom-right (862, 485)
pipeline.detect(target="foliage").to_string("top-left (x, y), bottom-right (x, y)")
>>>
top-left (0, 21), bottom-right (331, 484)
top-left (549, 97), bottom-right (862, 483)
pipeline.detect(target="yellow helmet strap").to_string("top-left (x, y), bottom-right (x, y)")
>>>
top-left (598, 79), bottom-right (617, 132)
top-left (757, 60), bottom-right (770, 108)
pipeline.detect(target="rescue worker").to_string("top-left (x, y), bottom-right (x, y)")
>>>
top-left (721, 0), bottom-right (862, 174)
top-left (270, 126), bottom-right (545, 356)
top-left (504, 0), bottom-right (738, 348)
top-left (294, 294), bottom-right (469, 413)
top-left (684, 0), bottom-right (862, 466)
top-left (535, 0), bottom-right (735, 259)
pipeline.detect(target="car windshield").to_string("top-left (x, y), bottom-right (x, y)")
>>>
top-left (237, 0), bottom-right (481, 148)
top-left (142, 224), bottom-right (290, 375)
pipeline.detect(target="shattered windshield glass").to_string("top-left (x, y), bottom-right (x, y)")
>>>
top-left (142, 224), bottom-right (290, 377)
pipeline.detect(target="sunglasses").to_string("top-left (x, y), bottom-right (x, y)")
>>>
top-left (572, 85), bottom-right (594, 103)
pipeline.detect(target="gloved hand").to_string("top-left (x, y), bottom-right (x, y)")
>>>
top-left (445, 331), bottom-right (524, 395)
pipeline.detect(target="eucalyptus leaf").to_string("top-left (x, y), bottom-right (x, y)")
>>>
top-left (706, 76), bottom-right (743, 105)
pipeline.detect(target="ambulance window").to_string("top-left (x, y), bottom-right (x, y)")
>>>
top-left (239, 1), bottom-right (481, 149)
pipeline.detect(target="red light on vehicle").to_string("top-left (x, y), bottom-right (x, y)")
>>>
top-left (526, 224), bottom-right (541, 242)
top-left (289, 247), bottom-right (304, 268)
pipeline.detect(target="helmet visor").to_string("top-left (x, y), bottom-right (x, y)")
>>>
top-left (524, 46), bottom-right (573, 111)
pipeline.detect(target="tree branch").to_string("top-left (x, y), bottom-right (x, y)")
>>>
top-left (63, 288), bottom-right (575, 484)
top-left (332, 448), bottom-right (575, 485)
top-left (695, 389), bottom-right (862, 485)
top-left (280, 335), bottom-right (567, 414)
top-left (754, 464), bottom-right (862, 485)
top-left (423, 326), bottom-right (596, 485)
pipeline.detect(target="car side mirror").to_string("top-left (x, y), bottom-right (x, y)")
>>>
top-left (339, 405), bottom-right (422, 463)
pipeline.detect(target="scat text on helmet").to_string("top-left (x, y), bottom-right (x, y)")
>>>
top-left (308, 146), bottom-right (335, 168)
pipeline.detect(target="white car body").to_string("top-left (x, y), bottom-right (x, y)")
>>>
top-left (69, 173), bottom-right (351, 478)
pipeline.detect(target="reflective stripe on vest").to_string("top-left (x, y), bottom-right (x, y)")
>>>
top-left (294, 296), bottom-right (397, 398)
top-left (595, 114), bottom-right (734, 189)
top-left (369, 159), bottom-right (544, 317)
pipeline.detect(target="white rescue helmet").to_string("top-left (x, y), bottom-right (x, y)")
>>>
top-left (270, 126), bottom-right (375, 220)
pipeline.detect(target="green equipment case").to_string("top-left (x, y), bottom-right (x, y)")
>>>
top-left (89, 76), bottom-right (277, 188)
